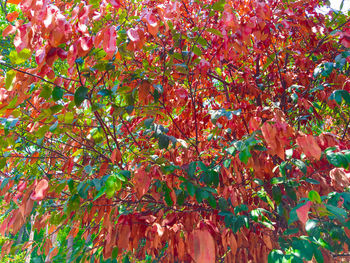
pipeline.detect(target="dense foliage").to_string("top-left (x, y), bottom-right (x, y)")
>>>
top-left (0, 0), bottom-right (350, 262)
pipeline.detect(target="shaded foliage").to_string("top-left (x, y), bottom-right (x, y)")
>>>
top-left (0, 0), bottom-right (350, 262)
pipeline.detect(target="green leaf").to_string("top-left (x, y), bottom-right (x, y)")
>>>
top-left (67, 194), bottom-right (81, 214)
top-left (285, 185), bottom-right (297, 201)
top-left (119, 170), bottom-right (131, 179)
top-left (97, 89), bottom-right (111, 97)
top-left (18, 48), bottom-right (31, 61)
top-left (186, 182), bottom-right (195, 197)
top-left (195, 188), bottom-right (204, 203)
top-left (50, 104), bottom-right (63, 114)
top-left (116, 173), bottom-right (126, 182)
top-left (329, 90), bottom-right (350, 105)
top-left (52, 86), bottom-right (64, 101)
top-left (158, 134), bottom-right (170, 149)
top-left (64, 112), bottom-right (74, 124)
top-left (5, 70), bottom-right (16, 90)
top-left (268, 250), bottom-right (284, 263)
top-left (144, 118), bottom-right (154, 128)
top-left (192, 46), bottom-right (202, 56)
top-left (325, 204), bottom-right (347, 223)
top-left (77, 182), bottom-right (89, 199)
top-left (308, 190), bottom-right (322, 204)
top-left (198, 161), bottom-right (208, 173)
top-left (305, 178), bottom-right (320, 185)
top-left (262, 53), bottom-right (276, 72)
top-left (239, 147), bottom-right (251, 164)
top-left (326, 152), bottom-right (348, 168)
top-left (9, 51), bottom-right (19, 64)
top-left (0, 178), bottom-right (9, 190)
top-left (74, 86), bottom-right (88, 107)
top-left (163, 184), bottom-right (173, 206)
top-left (177, 190), bottom-right (185, 206)
top-left (40, 85), bottom-right (52, 99)
top-left (272, 186), bottom-right (282, 204)
top-left (212, 0), bottom-right (225, 11)
top-left (292, 159), bottom-right (307, 175)
top-left (187, 162), bottom-right (197, 177)
top-left (8, 50), bottom-right (31, 65)
top-left (292, 239), bottom-right (313, 260)
top-left (283, 228), bottom-right (299, 235)
top-left (321, 62), bottom-right (333, 77)
top-left (312, 243), bottom-right (324, 263)
top-left (207, 193), bottom-right (217, 209)
top-left (93, 186), bottom-right (106, 201)
top-left (112, 247), bottom-right (119, 259)
top-left (218, 197), bottom-right (228, 211)
top-left (0, 158), bottom-right (6, 169)
top-left (306, 219), bottom-right (320, 238)
top-left (288, 203), bottom-right (306, 225)
top-left (49, 121), bottom-right (58, 132)
top-left (271, 177), bottom-right (284, 185)
top-left (206, 28), bottom-right (223, 37)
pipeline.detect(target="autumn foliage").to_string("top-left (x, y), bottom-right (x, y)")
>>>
top-left (0, 0), bottom-right (350, 262)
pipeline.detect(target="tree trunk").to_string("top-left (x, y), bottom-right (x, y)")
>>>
top-left (24, 214), bottom-right (35, 263)
top-left (66, 235), bottom-right (74, 263)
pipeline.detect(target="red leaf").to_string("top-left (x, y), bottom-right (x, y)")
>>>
top-left (14, 24), bottom-right (30, 52)
top-left (49, 27), bottom-right (65, 47)
top-left (77, 36), bottom-right (93, 56)
top-left (30, 152), bottom-right (39, 165)
top-left (57, 48), bottom-right (67, 60)
top-left (35, 48), bottom-right (46, 64)
top-left (340, 29), bottom-right (350, 48)
top-left (107, 0), bottom-right (121, 8)
top-left (127, 28), bottom-right (140, 42)
top-left (111, 149), bottom-right (122, 164)
top-left (189, 230), bottom-right (216, 263)
top-left (117, 223), bottom-right (130, 251)
top-left (103, 26), bottom-right (117, 57)
top-left (261, 122), bottom-right (285, 159)
top-left (132, 167), bottom-right (151, 199)
top-left (6, 11), bottom-right (19, 22)
top-left (30, 179), bottom-right (49, 201)
top-left (7, 0), bottom-right (21, 4)
top-left (296, 201), bottom-right (311, 225)
top-left (2, 24), bottom-right (16, 37)
top-left (296, 135), bottom-right (322, 160)
top-left (146, 14), bottom-right (159, 37)
top-left (98, 162), bottom-right (109, 177)
top-left (222, 5), bottom-right (237, 29)
top-left (139, 80), bottom-right (151, 104)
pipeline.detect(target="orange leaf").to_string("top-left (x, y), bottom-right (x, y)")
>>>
top-left (30, 179), bottom-right (49, 201)
top-left (7, 0), bottom-right (21, 4)
top-left (146, 14), bottom-right (159, 37)
top-left (30, 152), bottom-right (39, 165)
top-left (98, 162), bottom-right (109, 177)
top-left (6, 11), bottom-right (19, 22)
top-left (127, 28), bottom-right (140, 42)
top-left (103, 26), bottom-right (117, 57)
top-left (106, 0), bottom-right (121, 8)
top-left (132, 168), bottom-right (151, 199)
top-left (263, 235), bottom-right (273, 250)
top-left (296, 135), bottom-right (322, 160)
top-left (117, 224), bottom-right (131, 251)
top-left (296, 201), bottom-right (311, 225)
top-left (227, 233), bottom-right (237, 256)
top-left (2, 24), bottom-right (16, 37)
top-left (189, 230), bottom-right (216, 263)
top-left (111, 149), bottom-right (122, 164)
top-left (139, 80), bottom-right (151, 104)
top-left (261, 122), bottom-right (284, 159)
